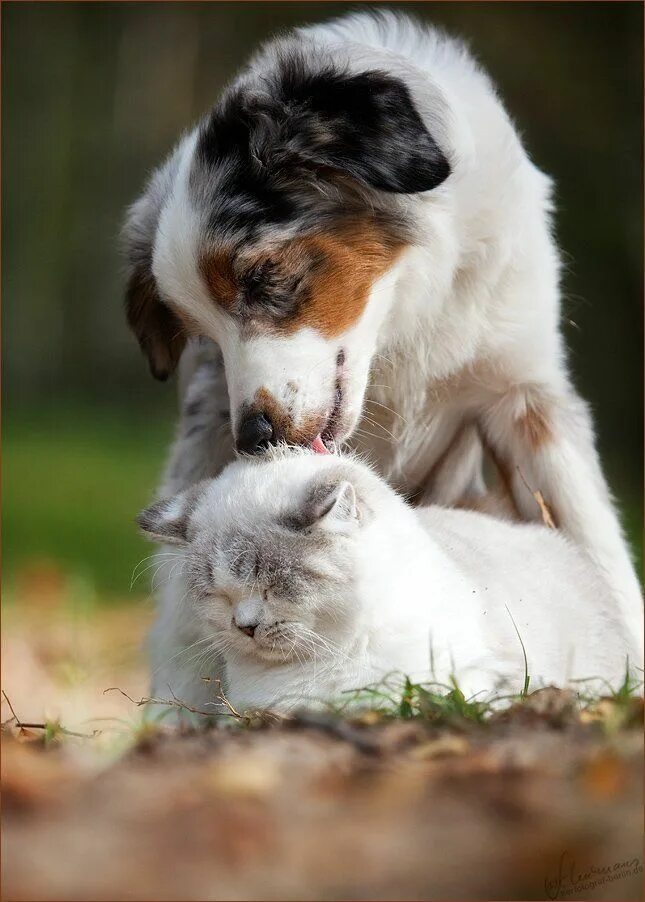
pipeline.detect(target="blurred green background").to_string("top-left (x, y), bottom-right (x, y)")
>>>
top-left (3, 2), bottom-right (643, 601)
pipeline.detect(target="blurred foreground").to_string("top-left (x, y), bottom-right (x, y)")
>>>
top-left (3, 691), bottom-right (643, 901)
top-left (2, 595), bottom-right (643, 902)
top-left (2, 586), bottom-right (150, 743)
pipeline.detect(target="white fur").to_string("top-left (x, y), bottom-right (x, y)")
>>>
top-left (144, 452), bottom-right (641, 714)
top-left (149, 11), bottom-right (642, 695)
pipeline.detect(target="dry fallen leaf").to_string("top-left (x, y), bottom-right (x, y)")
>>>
top-left (205, 755), bottom-right (281, 799)
top-left (516, 467), bottom-right (556, 529)
top-left (533, 489), bottom-right (556, 529)
top-left (410, 735), bottom-right (470, 760)
top-left (581, 752), bottom-right (627, 799)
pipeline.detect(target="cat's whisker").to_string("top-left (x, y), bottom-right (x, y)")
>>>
top-left (151, 632), bottom-right (222, 679)
top-left (130, 553), bottom-right (182, 589)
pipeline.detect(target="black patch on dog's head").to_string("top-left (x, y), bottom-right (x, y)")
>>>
top-left (268, 56), bottom-right (451, 193)
top-left (195, 87), bottom-right (302, 238)
top-left (193, 53), bottom-right (450, 238)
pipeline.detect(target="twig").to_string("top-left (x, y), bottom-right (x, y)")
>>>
top-left (1, 690), bottom-right (96, 738)
top-left (1, 691), bottom-right (44, 730)
top-left (10, 722), bottom-right (47, 730)
top-left (201, 677), bottom-right (243, 719)
top-left (201, 677), bottom-right (288, 724)
top-left (516, 466), bottom-right (556, 529)
top-left (105, 683), bottom-right (290, 725)
top-left (1, 690), bottom-right (20, 723)
top-left (103, 686), bottom-right (238, 719)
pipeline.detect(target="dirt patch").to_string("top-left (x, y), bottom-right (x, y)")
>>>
top-left (2, 690), bottom-right (642, 901)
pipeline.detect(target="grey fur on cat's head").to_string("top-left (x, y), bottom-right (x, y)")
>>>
top-left (138, 448), bottom-right (391, 664)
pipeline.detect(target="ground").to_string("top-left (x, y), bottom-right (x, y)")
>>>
top-left (2, 599), bottom-right (643, 902)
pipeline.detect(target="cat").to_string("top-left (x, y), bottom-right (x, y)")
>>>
top-left (140, 448), bottom-right (641, 714)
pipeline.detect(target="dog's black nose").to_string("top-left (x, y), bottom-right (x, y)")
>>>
top-left (236, 412), bottom-right (275, 454)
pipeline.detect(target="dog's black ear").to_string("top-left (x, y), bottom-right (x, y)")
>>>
top-left (125, 263), bottom-right (186, 382)
top-left (277, 63), bottom-right (451, 194)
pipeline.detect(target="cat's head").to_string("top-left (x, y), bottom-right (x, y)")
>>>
top-left (138, 449), bottom-right (386, 664)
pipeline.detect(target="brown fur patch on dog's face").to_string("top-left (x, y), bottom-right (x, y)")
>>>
top-left (199, 221), bottom-right (406, 339)
top-left (290, 225), bottom-right (404, 337)
top-left (200, 251), bottom-right (238, 310)
top-left (247, 387), bottom-right (327, 445)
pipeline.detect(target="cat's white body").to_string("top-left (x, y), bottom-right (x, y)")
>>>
top-left (143, 452), bottom-right (640, 713)
top-left (221, 508), bottom-right (636, 710)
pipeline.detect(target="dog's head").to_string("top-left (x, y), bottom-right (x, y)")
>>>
top-left (123, 41), bottom-right (451, 452)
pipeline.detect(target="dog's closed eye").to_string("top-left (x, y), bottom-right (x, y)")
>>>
top-left (243, 260), bottom-right (276, 304)
top-left (240, 257), bottom-right (309, 319)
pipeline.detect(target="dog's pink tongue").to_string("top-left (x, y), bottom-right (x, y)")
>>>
top-left (311, 434), bottom-right (330, 455)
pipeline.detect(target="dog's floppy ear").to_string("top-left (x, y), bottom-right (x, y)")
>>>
top-left (122, 152), bottom-right (187, 381)
top-left (277, 62), bottom-right (451, 194)
top-left (125, 263), bottom-right (186, 382)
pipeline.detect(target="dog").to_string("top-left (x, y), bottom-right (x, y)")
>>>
top-left (123, 11), bottom-right (642, 643)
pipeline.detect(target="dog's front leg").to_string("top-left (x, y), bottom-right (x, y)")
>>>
top-left (480, 382), bottom-right (643, 648)
top-left (162, 339), bottom-right (235, 495)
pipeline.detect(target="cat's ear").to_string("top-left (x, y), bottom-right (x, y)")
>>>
top-left (137, 483), bottom-right (206, 545)
top-left (137, 496), bottom-right (191, 545)
top-left (299, 477), bottom-right (359, 533)
top-left (313, 481), bottom-right (357, 525)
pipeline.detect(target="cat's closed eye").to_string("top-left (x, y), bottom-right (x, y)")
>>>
top-left (202, 577), bottom-right (233, 604)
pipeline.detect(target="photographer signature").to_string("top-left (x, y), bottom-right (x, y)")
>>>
top-left (545, 850), bottom-right (642, 899)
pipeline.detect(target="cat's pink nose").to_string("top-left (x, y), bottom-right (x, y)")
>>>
top-left (233, 598), bottom-right (262, 638)
top-left (233, 615), bottom-right (260, 639)
top-left (236, 621), bottom-right (257, 638)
